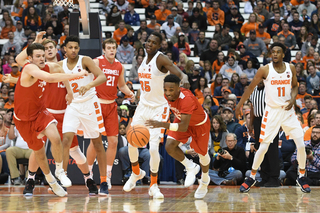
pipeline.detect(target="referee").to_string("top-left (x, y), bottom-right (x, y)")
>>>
top-left (248, 80), bottom-right (280, 187)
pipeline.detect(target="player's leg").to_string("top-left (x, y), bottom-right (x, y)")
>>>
top-left (44, 123), bottom-right (72, 188)
top-left (62, 132), bottom-right (75, 171)
top-left (106, 135), bottom-right (118, 188)
top-left (23, 151), bottom-right (39, 196)
top-left (194, 153), bottom-right (210, 199)
top-left (86, 141), bottom-right (96, 173)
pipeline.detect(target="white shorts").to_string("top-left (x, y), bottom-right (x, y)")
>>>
top-left (259, 105), bottom-right (303, 143)
top-left (131, 103), bottom-right (169, 146)
top-left (62, 95), bottom-right (105, 138)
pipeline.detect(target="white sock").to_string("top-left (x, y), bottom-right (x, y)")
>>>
top-left (250, 172), bottom-right (256, 180)
top-left (28, 171), bottom-right (36, 180)
top-left (45, 172), bottom-right (56, 184)
top-left (299, 168), bottom-right (305, 178)
top-left (83, 173), bottom-right (92, 182)
top-left (107, 165), bottom-right (112, 178)
top-left (201, 172), bottom-right (209, 183)
top-left (55, 161), bottom-right (63, 173)
top-left (88, 165), bottom-right (93, 172)
top-left (181, 157), bottom-right (194, 169)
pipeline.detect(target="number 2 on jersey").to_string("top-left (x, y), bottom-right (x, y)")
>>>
top-left (71, 83), bottom-right (79, 93)
top-left (140, 80), bottom-right (151, 92)
top-left (277, 87), bottom-right (285, 97)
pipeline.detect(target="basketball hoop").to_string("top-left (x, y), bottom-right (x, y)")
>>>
top-left (53, 0), bottom-right (74, 7)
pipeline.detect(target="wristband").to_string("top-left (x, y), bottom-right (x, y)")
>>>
top-left (169, 123), bottom-right (179, 131)
top-left (11, 123), bottom-right (15, 126)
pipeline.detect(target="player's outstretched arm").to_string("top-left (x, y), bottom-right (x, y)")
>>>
top-left (51, 63), bottom-right (74, 104)
top-left (157, 54), bottom-right (190, 89)
top-left (146, 114), bottom-right (191, 132)
top-left (78, 56), bottom-right (107, 95)
top-left (118, 66), bottom-right (135, 102)
top-left (285, 64), bottom-right (298, 110)
top-left (235, 65), bottom-right (268, 119)
top-left (2, 74), bottom-right (18, 84)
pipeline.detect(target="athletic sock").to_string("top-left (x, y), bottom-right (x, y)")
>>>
top-left (250, 171), bottom-right (256, 180)
top-left (132, 164), bottom-right (140, 175)
top-left (28, 171), bottom-right (36, 180)
top-left (83, 172), bottom-right (92, 182)
top-left (45, 172), bottom-right (56, 184)
top-left (299, 169), bottom-right (305, 178)
top-left (181, 157), bottom-right (194, 169)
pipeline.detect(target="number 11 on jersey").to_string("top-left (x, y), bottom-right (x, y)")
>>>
top-left (277, 87), bottom-right (285, 97)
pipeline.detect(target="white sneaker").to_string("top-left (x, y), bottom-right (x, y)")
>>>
top-left (194, 179), bottom-right (209, 199)
top-left (123, 169), bottom-right (146, 192)
top-left (55, 169), bottom-right (72, 188)
top-left (148, 184), bottom-right (164, 199)
top-left (185, 164), bottom-right (200, 187)
top-left (48, 181), bottom-right (67, 197)
top-left (107, 176), bottom-right (112, 190)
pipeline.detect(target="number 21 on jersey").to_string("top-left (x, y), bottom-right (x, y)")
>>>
top-left (140, 80), bottom-right (151, 92)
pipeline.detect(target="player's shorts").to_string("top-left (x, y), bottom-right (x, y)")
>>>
top-left (259, 105), bottom-right (303, 143)
top-left (168, 114), bottom-right (210, 156)
top-left (49, 112), bottom-right (78, 148)
top-left (14, 109), bottom-right (57, 151)
top-left (100, 101), bottom-right (118, 137)
top-left (131, 103), bottom-right (169, 146)
top-left (62, 95), bottom-right (105, 139)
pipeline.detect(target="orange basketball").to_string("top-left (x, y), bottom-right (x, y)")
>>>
top-left (127, 125), bottom-right (150, 148)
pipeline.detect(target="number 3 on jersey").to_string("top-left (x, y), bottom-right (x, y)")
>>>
top-left (140, 80), bottom-right (151, 92)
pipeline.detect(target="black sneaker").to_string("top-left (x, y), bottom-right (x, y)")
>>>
top-left (240, 177), bottom-right (256, 193)
top-left (98, 182), bottom-right (109, 195)
top-left (296, 177), bottom-right (311, 193)
top-left (86, 178), bottom-right (98, 195)
top-left (23, 179), bottom-right (35, 196)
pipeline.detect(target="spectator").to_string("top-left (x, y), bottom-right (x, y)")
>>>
top-left (278, 36), bottom-right (292, 63)
top-left (159, 40), bottom-right (179, 62)
top-left (306, 65), bottom-right (320, 95)
top-left (214, 77), bottom-right (234, 97)
top-left (11, 0), bottom-right (24, 21)
top-left (24, 6), bottom-right (42, 32)
top-left (303, 46), bottom-right (315, 66)
top-left (0, 19), bottom-right (16, 39)
top-left (256, 0), bottom-right (271, 20)
top-left (289, 12), bottom-right (304, 39)
top-left (170, 27), bottom-right (189, 46)
top-left (8, 63), bottom-right (20, 89)
top-left (155, 1), bottom-right (171, 25)
top-left (58, 5), bottom-right (70, 23)
top-left (212, 52), bottom-right (225, 75)
top-left (216, 25), bottom-right (232, 51)
top-left (242, 59), bottom-right (258, 81)
top-left (243, 30), bottom-right (267, 57)
top-left (277, 22), bottom-right (296, 50)
top-left (13, 21), bottom-right (25, 46)
top-left (59, 24), bottom-right (69, 45)
top-left (3, 56), bottom-right (15, 75)
top-left (44, 26), bottom-right (58, 42)
top-left (298, 0), bottom-right (316, 17)
top-left (296, 82), bottom-right (311, 110)
top-left (177, 52), bottom-right (188, 72)
top-left (194, 31), bottom-right (209, 57)
top-left (115, 0), bottom-right (129, 14)
top-left (107, 5), bottom-right (122, 26)
top-left (184, 60), bottom-right (194, 75)
top-left (186, 0), bottom-right (194, 17)
top-left (199, 39), bottom-right (219, 68)
top-left (161, 14), bottom-right (180, 39)
top-left (181, 17), bottom-right (191, 36)
top-left (188, 65), bottom-right (201, 93)
top-left (124, 3), bottom-right (140, 26)
top-left (230, 73), bottom-right (240, 89)
top-left (168, 7), bottom-right (183, 26)
top-left (147, 15), bottom-right (161, 30)
top-left (177, 2), bottom-right (189, 19)
top-left (256, 24), bottom-right (271, 46)
top-left (207, 1), bottom-right (225, 26)
top-left (128, 55), bottom-right (143, 83)
top-left (1, 31), bottom-right (21, 56)
top-left (301, 35), bottom-right (320, 57)
top-left (295, 63), bottom-right (307, 82)
top-left (311, 14), bottom-right (320, 37)
top-left (241, 13), bottom-right (260, 37)
top-left (145, 0), bottom-right (159, 20)
top-left (116, 36), bottom-right (135, 64)
top-left (222, 106), bottom-right (241, 133)
top-left (244, 0), bottom-right (256, 14)
top-left (235, 109), bottom-right (253, 149)
top-left (174, 32), bottom-right (191, 56)
top-left (201, 60), bottom-right (214, 83)
top-left (113, 20), bottom-right (127, 45)
top-left (134, 20), bottom-right (153, 41)
top-left (0, 85), bottom-right (9, 103)
top-left (0, 10), bottom-right (16, 29)
top-left (225, 5), bottom-right (245, 32)
top-left (0, 114), bottom-right (10, 183)
top-left (194, 77), bottom-right (208, 99)
top-left (264, 12), bottom-right (281, 37)
top-left (235, 74), bottom-right (250, 97)
top-left (219, 55), bottom-right (243, 81)
top-left (22, 0), bottom-right (41, 21)
top-left (45, 14), bottom-right (63, 36)
top-left (188, 8), bottom-right (207, 32)
top-left (209, 133), bottom-right (246, 185)
top-left (291, 51), bottom-right (304, 66)
top-left (188, 22), bottom-right (199, 45)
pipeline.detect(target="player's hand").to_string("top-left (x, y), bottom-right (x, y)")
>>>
top-left (187, 149), bottom-right (198, 157)
top-left (65, 93), bottom-right (73, 105)
top-left (2, 74), bottom-right (12, 83)
top-left (34, 31), bottom-right (46, 44)
top-left (79, 85), bottom-right (91, 96)
top-left (145, 120), bottom-right (163, 128)
top-left (129, 92), bottom-right (135, 103)
top-left (285, 99), bottom-right (295, 110)
top-left (181, 74), bottom-right (190, 89)
top-left (235, 104), bottom-right (241, 120)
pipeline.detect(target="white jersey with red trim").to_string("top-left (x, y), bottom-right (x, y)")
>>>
top-left (264, 62), bottom-right (292, 108)
top-left (62, 55), bottom-right (96, 103)
top-left (138, 51), bottom-right (168, 107)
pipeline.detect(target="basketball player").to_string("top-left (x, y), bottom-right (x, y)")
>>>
top-left (86, 38), bottom-right (135, 189)
top-left (13, 43), bottom-right (87, 197)
top-left (146, 74), bottom-right (211, 199)
top-left (59, 36), bottom-right (109, 195)
top-left (123, 32), bottom-right (189, 199)
top-left (235, 42), bottom-right (310, 193)
top-left (13, 32), bottom-right (98, 195)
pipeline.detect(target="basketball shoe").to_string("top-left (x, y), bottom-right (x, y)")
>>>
top-left (296, 177), bottom-right (311, 193)
top-left (185, 164), bottom-right (200, 187)
top-left (194, 179), bottom-right (209, 199)
top-left (23, 179), bottom-right (35, 196)
top-left (86, 178), bottom-right (98, 195)
top-left (240, 177), bottom-right (256, 193)
top-left (149, 184), bottom-right (164, 199)
top-left (55, 169), bottom-right (72, 188)
top-left (98, 182), bottom-right (109, 195)
top-left (123, 169), bottom-right (146, 192)
top-left (48, 181), bottom-right (67, 197)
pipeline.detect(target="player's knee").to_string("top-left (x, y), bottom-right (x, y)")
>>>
top-left (69, 146), bottom-right (87, 165)
top-left (107, 137), bottom-right (118, 148)
top-left (165, 138), bottom-right (178, 155)
top-left (149, 145), bottom-right (159, 156)
top-left (199, 153), bottom-right (210, 166)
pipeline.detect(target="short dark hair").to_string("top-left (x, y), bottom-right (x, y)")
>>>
top-left (26, 43), bottom-right (45, 56)
top-left (164, 74), bottom-right (181, 85)
top-left (270, 42), bottom-right (286, 53)
top-left (64, 35), bottom-right (80, 46)
top-left (150, 31), bottom-right (163, 44)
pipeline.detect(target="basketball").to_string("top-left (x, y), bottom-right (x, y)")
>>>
top-left (127, 125), bottom-right (150, 148)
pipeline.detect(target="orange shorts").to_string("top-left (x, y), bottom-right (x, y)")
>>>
top-left (14, 109), bottom-right (56, 151)
top-left (52, 113), bottom-right (78, 148)
top-left (101, 102), bottom-right (119, 137)
top-left (168, 118), bottom-right (210, 156)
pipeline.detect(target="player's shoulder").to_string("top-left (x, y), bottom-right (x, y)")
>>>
top-left (179, 88), bottom-right (194, 99)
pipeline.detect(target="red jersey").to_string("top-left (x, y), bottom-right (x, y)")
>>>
top-left (166, 88), bottom-right (206, 126)
top-left (14, 64), bottom-right (49, 121)
top-left (95, 55), bottom-right (123, 100)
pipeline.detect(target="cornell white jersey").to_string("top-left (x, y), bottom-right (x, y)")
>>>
top-left (138, 51), bottom-right (168, 107)
top-left (264, 62), bottom-right (292, 108)
top-left (63, 55), bottom-right (96, 103)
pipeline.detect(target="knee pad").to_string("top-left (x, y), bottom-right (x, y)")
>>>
top-left (199, 153), bottom-right (210, 166)
top-left (69, 146), bottom-right (87, 165)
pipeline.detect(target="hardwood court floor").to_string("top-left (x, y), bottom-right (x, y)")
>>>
top-left (0, 184), bottom-right (318, 213)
